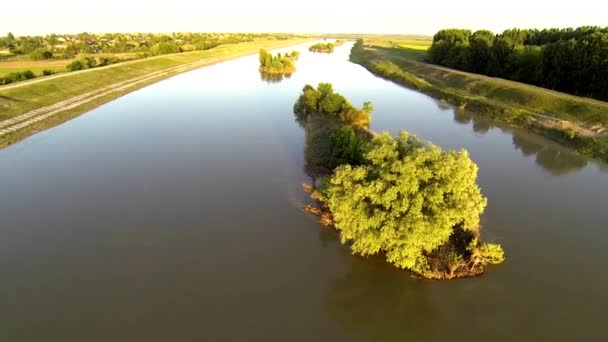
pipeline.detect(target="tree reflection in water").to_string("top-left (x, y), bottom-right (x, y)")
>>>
top-left (451, 108), bottom-right (588, 175)
top-left (259, 71), bottom-right (292, 83)
top-left (324, 240), bottom-right (441, 341)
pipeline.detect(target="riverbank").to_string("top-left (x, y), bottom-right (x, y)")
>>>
top-left (0, 38), bottom-right (309, 148)
top-left (349, 39), bottom-right (608, 162)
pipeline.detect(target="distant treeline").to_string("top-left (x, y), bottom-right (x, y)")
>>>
top-left (428, 27), bottom-right (608, 101)
top-left (0, 32), bottom-right (296, 60)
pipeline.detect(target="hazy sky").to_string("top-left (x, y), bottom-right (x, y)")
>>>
top-left (2, 0), bottom-right (606, 36)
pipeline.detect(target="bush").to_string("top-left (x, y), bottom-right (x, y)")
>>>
top-left (66, 55), bottom-right (97, 71)
top-left (0, 70), bottom-right (36, 85)
top-left (29, 48), bottom-right (53, 61)
top-left (98, 55), bottom-right (120, 66)
top-left (42, 69), bottom-right (55, 76)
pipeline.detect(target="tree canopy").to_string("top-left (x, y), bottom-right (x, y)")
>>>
top-left (309, 41), bottom-right (344, 53)
top-left (297, 83), bottom-right (505, 279)
top-left (320, 132), bottom-right (503, 277)
top-left (294, 83), bottom-right (372, 127)
top-left (428, 26), bottom-right (608, 101)
top-left (259, 49), bottom-right (300, 75)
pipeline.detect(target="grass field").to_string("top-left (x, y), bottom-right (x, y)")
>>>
top-left (0, 59), bottom-right (69, 76)
top-left (0, 38), bottom-right (309, 147)
top-left (366, 37), bottom-right (432, 61)
top-left (350, 37), bottom-right (608, 161)
top-left (0, 52), bottom-right (144, 78)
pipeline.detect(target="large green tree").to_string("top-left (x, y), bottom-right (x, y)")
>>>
top-left (322, 132), bottom-right (502, 275)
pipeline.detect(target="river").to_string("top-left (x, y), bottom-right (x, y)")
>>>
top-left (1, 42), bottom-right (607, 341)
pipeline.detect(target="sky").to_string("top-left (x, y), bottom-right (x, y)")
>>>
top-left (2, 0), bottom-right (606, 36)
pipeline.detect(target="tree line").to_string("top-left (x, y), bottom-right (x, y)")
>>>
top-left (0, 32), bottom-right (296, 61)
top-left (428, 26), bottom-right (608, 101)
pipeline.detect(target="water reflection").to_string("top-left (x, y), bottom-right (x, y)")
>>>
top-left (325, 248), bottom-right (440, 341)
top-left (512, 132), bottom-right (588, 175)
top-left (452, 109), bottom-right (588, 175)
top-left (259, 71), bottom-right (292, 83)
top-left (453, 110), bottom-right (496, 134)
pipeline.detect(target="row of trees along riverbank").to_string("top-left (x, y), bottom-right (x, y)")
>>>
top-left (428, 27), bottom-right (608, 101)
top-left (294, 83), bottom-right (505, 280)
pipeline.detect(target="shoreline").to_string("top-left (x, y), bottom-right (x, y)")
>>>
top-left (349, 40), bottom-right (608, 163)
top-left (0, 38), bottom-right (311, 149)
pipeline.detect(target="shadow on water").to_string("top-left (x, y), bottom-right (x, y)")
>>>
top-left (259, 71), bottom-right (292, 84)
top-left (297, 108), bottom-right (441, 341)
top-left (322, 229), bottom-right (440, 341)
top-left (452, 109), bottom-right (588, 175)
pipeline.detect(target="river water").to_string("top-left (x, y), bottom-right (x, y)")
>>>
top-left (1, 42), bottom-right (607, 341)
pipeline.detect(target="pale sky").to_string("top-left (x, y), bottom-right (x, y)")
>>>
top-left (2, 0), bottom-right (606, 36)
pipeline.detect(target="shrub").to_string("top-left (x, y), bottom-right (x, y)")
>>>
top-left (0, 70), bottom-right (36, 85)
top-left (29, 48), bottom-right (53, 61)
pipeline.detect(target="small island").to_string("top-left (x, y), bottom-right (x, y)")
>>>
top-left (294, 83), bottom-right (504, 280)
top-left (259, 49), bottom-right (300, 76)
top-left (308, 41), bottom-right (344, 53)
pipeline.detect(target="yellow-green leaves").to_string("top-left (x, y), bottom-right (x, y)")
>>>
top-left (324, 132), bottom-right (492, 273)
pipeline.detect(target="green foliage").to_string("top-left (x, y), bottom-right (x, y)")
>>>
top-left (153, 42), bottom-right (181, 55)
top-left (309, 40), bottom-right (345, 53)
top-left (330, 126), bottom-right (366, 166)
top-left (468, 238), bottom-right (505, 268)
top-left (428, 26), bottom-right (608, 101)
top-left (29, 48), bottom-right (53, 61)
top-left (351, 38), bottom-right (608, 162)
top-left (294, 83), bottom-right (372, 126)
top-left (258, 49), bottom-right (299, 75)
top-left (42, 69), bottom-right (55, 76)
top-left (97, 55), bottom-right (121, 67)
top-left (322, 132), bottom-right (494, 274)
top-left (3, 32), bottom-right (295, 57)
top-left (0, 70), bottom-right (36, 85)
top-left (66, 55), bottom-right (97, 71)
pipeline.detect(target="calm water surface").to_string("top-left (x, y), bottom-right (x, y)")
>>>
top-left (1, 42), bottom-right (607, 341)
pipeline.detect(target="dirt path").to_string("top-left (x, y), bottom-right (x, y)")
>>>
top-left (0, 57), bottom-right (220, 137)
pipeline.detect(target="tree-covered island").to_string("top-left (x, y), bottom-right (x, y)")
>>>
top-left (308, 41), bottom-right (344, 53)
top-left (259, 49), bottom-right (300, 75)
top-left (295, 83), bottom-right (505, 279)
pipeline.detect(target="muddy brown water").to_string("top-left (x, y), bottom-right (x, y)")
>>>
top-left (1, 42), bottom-right (607, 341)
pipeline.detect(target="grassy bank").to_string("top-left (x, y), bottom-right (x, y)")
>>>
top-left (350, 38), bottom-right (608, 162)
top-left (0, 38), bottom-right (308, 148)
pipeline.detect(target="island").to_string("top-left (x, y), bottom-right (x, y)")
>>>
top-left (294, 83), bottom-right (505, 279)
top-left (308, 41), bottom-right (344, 53)
top-left (258, 49), bottom-right (300, 76)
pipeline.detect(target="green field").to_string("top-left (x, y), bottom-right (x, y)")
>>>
top-left (0, 59), bottom-right (69, 76)
top-left (0, 38), bottom-right (309, 147)
top-left (362, 37), bottom-right (432, 61)
top-left (0, 52), bottom-right (149, 78)
top-left (350, 37), bottom-right (608, 161)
